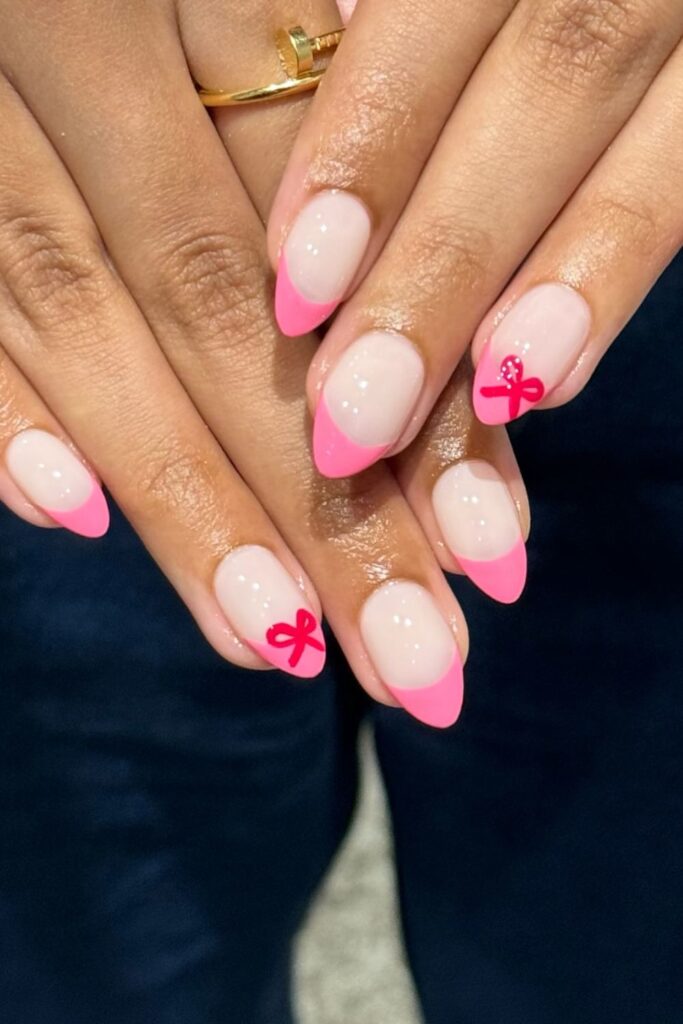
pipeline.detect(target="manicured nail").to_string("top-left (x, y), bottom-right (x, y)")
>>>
top-left (276, 190), bottom-right (371, 337)
top-left (432, 460), bottom-right (526, 603)
top-left (214, 545), bottom-right (326, 678)
top-left (336, 0), bottom-right (357, 23)
top-left (313, 331), bottom-right (424, 478)
top-left (473, 283), bottom-right (591, 425)
top-left (5, 429), bottom-right (109, 538)
top-left (360, 580), bottom-right (463, 728)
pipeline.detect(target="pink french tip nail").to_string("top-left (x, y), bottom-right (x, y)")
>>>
top-left (313, 397), bottom-right (389, 478)
top-left (360, 580), bottom-right (465, 729)
top-left (214, 545), bottom-right (326, 679)
top-left (44, 484), bottom-right (110, 539)
top-left (473, 283), bottom-right (592, 425)
top-left (5, 428), bottom-right (109, 538)
top-left (457, 539), bottom-right (527, 605)
top-left (275, 190), bottom-right (372, 337)
top-left (432, 460), bottom-right (526, 604)
top-left (313, 331), bottom-right (425, 478)
top-left (275, 257), bottom-right (339, 337)
top-left (387, 654), bottom-right (464, 730)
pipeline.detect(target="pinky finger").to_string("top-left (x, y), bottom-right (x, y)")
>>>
top-left (0, 346), bottom-right (108, 536)
top-left (472, 42), bottom-right (683, 425)
top-left (394, 363), bottom-right (530, 605)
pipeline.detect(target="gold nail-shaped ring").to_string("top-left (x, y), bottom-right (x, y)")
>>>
top-left (197, 25), bottom-right (345, 107)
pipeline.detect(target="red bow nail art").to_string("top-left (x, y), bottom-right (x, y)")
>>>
top-left (479, 354), bottom-right (545, 420)
top-left (266, 608), bottom-right (325, 669)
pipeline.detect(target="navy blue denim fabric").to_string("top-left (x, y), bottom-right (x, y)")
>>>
top-left (1, 254), bottom-right (681, 1024)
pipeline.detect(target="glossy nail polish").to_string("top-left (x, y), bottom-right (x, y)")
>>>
top-left (432, 460), bottom-right (526, 603)
top-left (214, 545), bottom-right (326, 678)
top-left (473, 283), bottom-right (591, 425)
top-left (313, 331), bottom-right (424, 477)
top-left (5, 429), bottom-right (109, 538)
top-left (275, 190), bottom-right (371, 336)
top-left (360, 580), bottom-right (464, 728)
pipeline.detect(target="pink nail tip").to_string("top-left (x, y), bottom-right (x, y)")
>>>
top-left (44, 483), bottom-right (110, 538)
top-left (474, 342), bottom-right (546, 425)
top-left (252, 608), bottom-right (327, 679)
top-left (387, 653), bottom-right (464, 729)
top-left (457, 538), bottom-right (527, 604)
top-left (313, 398), bottom-right (389, 478)
top-left (275, 258), bottom-right (339, 337)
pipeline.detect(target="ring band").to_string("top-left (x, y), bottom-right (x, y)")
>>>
top-left (197, 25), bottom-right (345, 107)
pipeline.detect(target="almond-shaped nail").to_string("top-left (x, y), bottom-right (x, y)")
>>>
top-left (214, 545), bottom-right (326, 678)
top-left (275, 190), bottom-right (371, 337)
top-left (5, 429), bottom-right (109, 538)
top-left (360, 580), bottom-right (464, 728)
top-left (473, 283), bottom-right (591, 425)
top-left (432, 460), bottom-right (526, 604)
top-left (313, 331), bottom-right (424, 478)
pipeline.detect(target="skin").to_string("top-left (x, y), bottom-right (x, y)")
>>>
top-left (270, 0), bottom-right (683, 462)
top-left (0, 0), bottom-right (528, 715)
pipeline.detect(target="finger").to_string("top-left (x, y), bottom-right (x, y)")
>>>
top-left (393, 362), bottom-right (530, 604)
top-left (267, 0), bottom-right (517, 334)
top-left (1, 6), bottom-right (469, 726)
top-left (0, 346), bottom-right (107, 533)
top-left (0, 74), bottom-right (325, 678)
top-left (471, 39), bottom-right (683, 420)
top-left (306, 0), bottom-right (683, 475)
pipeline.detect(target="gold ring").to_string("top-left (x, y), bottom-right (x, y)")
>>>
top-left (197, 25), bottom-right (345, 107)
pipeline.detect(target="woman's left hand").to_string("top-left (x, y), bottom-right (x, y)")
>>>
top-left (269, 0), bottom-right (683, 476)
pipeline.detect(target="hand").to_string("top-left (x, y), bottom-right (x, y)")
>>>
top-left (0, 0), bottom-right (527, 727)
top-left (269, 0), bottom-right (683, 476)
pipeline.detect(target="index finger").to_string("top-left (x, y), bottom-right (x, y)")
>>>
top-left (267, 0), bottom-right (516, 335)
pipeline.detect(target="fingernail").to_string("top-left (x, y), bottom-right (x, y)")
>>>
top-left (313, 331), bottom-right (424, 478)
top-left (5, 429), bottom-right (109, 538)
top-left (360, 580), bottom-right (464, 728)
top-left (432, 460), bottom-right (526, 603)
top-left (473, 283), bottom-right (591, 425)
top-left (336, 0), bottom-right (357, 23)
top-left (275, 190), bottom-right (371, 337)
top-left (214, 545), bottom-right (326, 678)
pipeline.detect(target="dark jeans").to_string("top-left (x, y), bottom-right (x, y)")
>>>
top-left (1, 254), bottom-right (681, 1024)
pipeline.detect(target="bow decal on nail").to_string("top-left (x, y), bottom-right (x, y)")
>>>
top-left (266, 608), bottom-right (324, 669)
top-left (480, 354), bottom-right (545, 419)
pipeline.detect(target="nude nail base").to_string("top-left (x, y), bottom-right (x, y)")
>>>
top-left (5, 428), bottom-right (109, 539)
top-left (214, 546), bottom-right (326, 680)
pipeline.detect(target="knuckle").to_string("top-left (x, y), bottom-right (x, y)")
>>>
top-left (0, 211), bottom-right (113, 334)
top-left (310, 66), bottom-right (427, 190)
top-left (521, 0), bottom-right (657, 89)
top-left (157, 227), bottom-right (273, 352)
top-left (591, 189), bottom-right (663, 250)
top-left (129, 435), bottom-right (220, 524)
top-left (409, 213), bottom-right (494, 298)
top-left (306, 469), bottom-right (392, 545)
